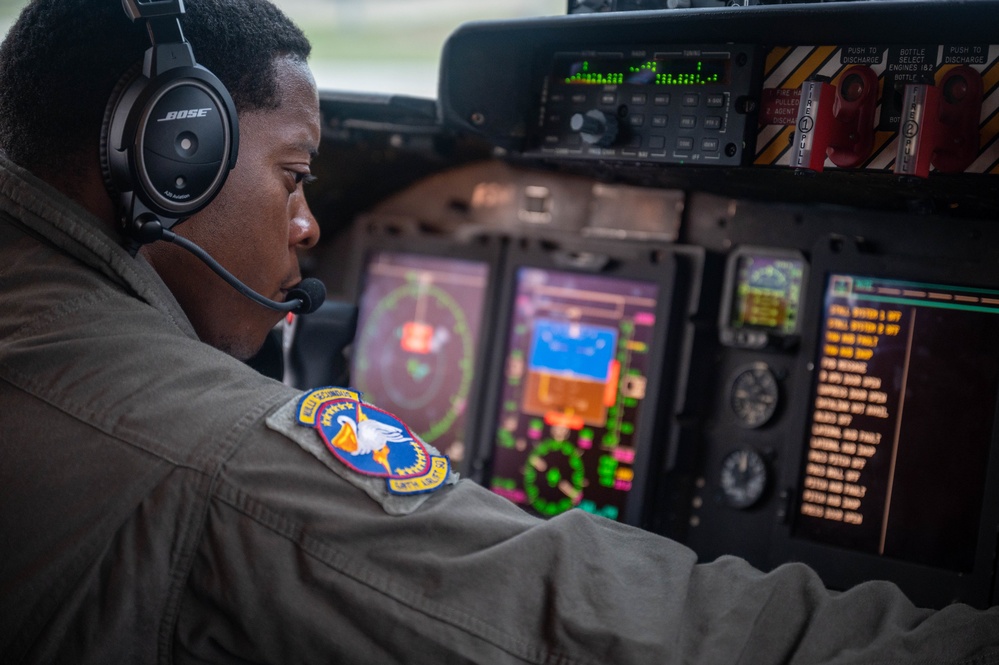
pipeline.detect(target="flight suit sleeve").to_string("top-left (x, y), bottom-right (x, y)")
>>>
top-left (171, 397), bottom-right (999, 665)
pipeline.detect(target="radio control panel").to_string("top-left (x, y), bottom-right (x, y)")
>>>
top-left (528, 45), bottom-right (761, 166)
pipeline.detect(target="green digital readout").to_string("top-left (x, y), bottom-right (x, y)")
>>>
top-left (555, 53), bottom-right (731, 86)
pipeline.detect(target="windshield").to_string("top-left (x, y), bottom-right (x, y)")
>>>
top-left (0, 0), bottom-right (566, 98)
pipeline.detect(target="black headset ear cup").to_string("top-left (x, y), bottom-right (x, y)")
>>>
top-left (103, 63), bottom-right (239, 224)
top-left (100, 61), bottom-right (144, 201)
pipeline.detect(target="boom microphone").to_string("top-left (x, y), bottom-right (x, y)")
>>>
top-left (158, 226), bottom-right (326, 315)
top-left (284, 278), bottom-right (327, 315)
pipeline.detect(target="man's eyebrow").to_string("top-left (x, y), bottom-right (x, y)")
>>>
top-left (287, 140), bottom-right (319, 159)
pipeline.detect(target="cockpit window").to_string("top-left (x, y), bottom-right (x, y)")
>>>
top-left (286, 0), bottom-right (566, 97)
top-left (0, 1), bottom-right (566, 98)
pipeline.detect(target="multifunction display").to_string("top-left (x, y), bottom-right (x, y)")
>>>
top-left (351, 251), bottom-right (489, 463)
top-left (488, 268), bottom-right (663, 521)
top-left (796, 274), bottom-right (999, 572)
top-left (721, 247), bottom-right (806, 348)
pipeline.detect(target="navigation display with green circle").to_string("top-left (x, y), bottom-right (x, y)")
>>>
top-left (352, 251), bottom-right (489, 464)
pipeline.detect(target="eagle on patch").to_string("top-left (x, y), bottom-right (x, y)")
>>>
top-left (296, 387), bottom-right (450, 495)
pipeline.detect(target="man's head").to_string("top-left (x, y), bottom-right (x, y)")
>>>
top-left (0, 0), bottom-right (322, 359)
top-left (0, 0), bottom-right (311, 180)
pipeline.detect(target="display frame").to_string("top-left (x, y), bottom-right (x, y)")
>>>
top-left (349, 230), bottom-right (504, 475)
top-left (771, 236), bottom-right (999, 609)
top-left (470, 236), bottom-right (681, 528)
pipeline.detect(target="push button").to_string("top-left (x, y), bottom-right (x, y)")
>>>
top-left (704, 116), bottom-right (723, 130)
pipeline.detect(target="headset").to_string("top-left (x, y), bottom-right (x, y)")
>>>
top-left (102, 0), bottom-right (237, 244)
top-left (101, 0), bottom-right (324, 314)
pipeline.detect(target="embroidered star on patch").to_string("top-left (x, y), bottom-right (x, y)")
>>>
top-left (295, 387), bottom-right (450, 495)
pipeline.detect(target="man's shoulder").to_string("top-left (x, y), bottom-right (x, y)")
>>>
top-left (0, 249), bottom-right (296, 474)
top-left (262, 386), bottom-right (460, 515)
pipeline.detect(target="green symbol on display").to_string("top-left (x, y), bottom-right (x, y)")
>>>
top-left (523, 440), bottom-right (586, 517)
top-left (407, 358), bottom-right (431, 382)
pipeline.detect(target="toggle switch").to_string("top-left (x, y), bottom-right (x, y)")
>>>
top-left (789, 66), bottom-right (879, 172)
top-left (894, 65), bottom-right (983, 178)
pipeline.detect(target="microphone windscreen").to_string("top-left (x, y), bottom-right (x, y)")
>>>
top-left (287, 278), bottom-right (327, 315)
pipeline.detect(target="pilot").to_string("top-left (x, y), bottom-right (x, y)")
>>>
top-left (1, 0), bottom-right (996, 662)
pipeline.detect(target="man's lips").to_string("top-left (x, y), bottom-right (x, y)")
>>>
top-left (278, 275), bottom-right (304, 301)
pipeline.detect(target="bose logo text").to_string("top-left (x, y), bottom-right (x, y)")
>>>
top-left (158, 108), bottom-right (212, 122)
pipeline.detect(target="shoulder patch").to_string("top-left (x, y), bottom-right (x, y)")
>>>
top-left (266, 387), bottom-right (456, 515)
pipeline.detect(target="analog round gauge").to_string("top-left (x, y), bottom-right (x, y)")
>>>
top-left (729, 363), bottom-right (779, 428)
top-left (719, 448), bottom-right (768, 509)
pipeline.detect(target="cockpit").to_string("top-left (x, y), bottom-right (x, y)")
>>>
top-left (6, 0), bottom-right (997, 612)
top-left (273, 0), bottom-right (999, 611)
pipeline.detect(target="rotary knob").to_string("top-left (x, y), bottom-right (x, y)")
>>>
top-left (570, 109), bottom-right (619, 147)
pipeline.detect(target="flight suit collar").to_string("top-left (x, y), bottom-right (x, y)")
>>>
top-left (0, 152), bottom-right (197, 340)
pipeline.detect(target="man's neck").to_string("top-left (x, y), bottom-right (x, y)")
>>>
top-left (38, 160), bottom-right (118, 232)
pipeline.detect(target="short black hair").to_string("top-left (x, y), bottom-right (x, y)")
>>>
top-left (0, 0), bottom-right (311, 176)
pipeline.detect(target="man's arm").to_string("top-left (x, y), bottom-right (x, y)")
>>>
top-left (172, 401), bottom-right (999, 664)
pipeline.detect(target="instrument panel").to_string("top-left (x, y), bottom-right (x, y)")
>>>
top-left (309, 179), bottom-right (999, 611)
top-left (306, 0), bottom-right (999, 611)
top-left (440, 1), bottom-right (999, 182)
